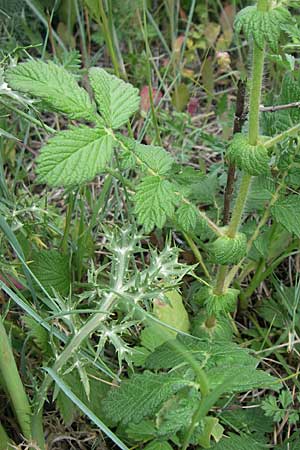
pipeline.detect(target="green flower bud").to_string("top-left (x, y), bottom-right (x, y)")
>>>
top-left (226, 133), bottom-right (269, 176)
top-left (197, 286), bottom-right (239, 316)
top-left (211, 232), bottom-right (247, 265)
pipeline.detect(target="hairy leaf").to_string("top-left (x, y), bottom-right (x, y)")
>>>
top-left (102, 372), bottom-right (187, 425)
top-left (30, 249), bottom-right (70, 295)
top-left (134, 176), bottom-right (178, 232)
top-left (6, 60), bottom-right (95, 121)
top-left (176, 203), bottom-right (198, 231)
top-left (211, 434), bottom-right (263, 450)
top-left (36, 126), bottom-right (113, 187)
top-left (271, 195), bottom-right (300, 237)
top-left (89, 68), bottom-right (140, 128)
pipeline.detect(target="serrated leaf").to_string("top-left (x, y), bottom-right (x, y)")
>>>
top-left (133, 142), bottom-right (174, 176)
top-left (89, 67), bottom-right (140, 129)
top-left (102, 372), bottom-right (188, 425)
top-left (271, 195), bottom-right (300, 237)
top-left (6, 60), bottom-right (95, 121)
top-left (176, 203), bottom-right (198, 231)
top-left (211, 434), bottom-right (263, 450)
top-left (126, 420), bottom-right (157, 441)
top-left (36, 126), bottom-right (113, 187)
top-left (30, 250), bottom-right (70, 296)
top-left (134, 176), bottom-right (178, 232)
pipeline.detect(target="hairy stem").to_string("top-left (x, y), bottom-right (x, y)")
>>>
top-left (214, 0), bottom-right (268, 295)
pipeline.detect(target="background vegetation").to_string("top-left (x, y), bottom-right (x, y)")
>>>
top-left (0, 0), bottom-right (300, 449)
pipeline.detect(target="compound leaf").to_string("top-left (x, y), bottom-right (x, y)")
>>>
top-left (36, 126), bottom-right (113, 187)
top-left (271, 195), bottom-right (300, 238)
top-left (6, 60), bottom-right (95, 121)
top-left (134, 176), bottom-right (178, 232)
top-left (89, 67), bottom-right (140, 129)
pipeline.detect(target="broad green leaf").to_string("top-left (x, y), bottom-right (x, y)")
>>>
top-left (6, 60), bottom-right (95, 121)
top-left (30, 249), bottom-right (70, 296)
top-left (176, 203), bottom-right (198, 231)
top-left (271, 195), bottom-right (300, 237)
top-left (23, 316), bottom-right (51, 357)
top-left (153, 290), bottom-right (190, 335)
top-left (89, 67), bottom-right (140, 129)
top-left (117, 134), bottom-right (174, 175)
top-left (102, 372), bottom-right (187, 425)
top-left (126, 420), bottom-right (157, 442)
top-left (36, 126), bottom-right (113, 187)
top-left (211, 434), bottom-right (263, 450)
top-left (134, 176), bottom-right (178, 231)
top-left (144, 441), bottom-right (173, 450)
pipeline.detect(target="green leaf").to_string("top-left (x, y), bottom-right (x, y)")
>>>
top-left (134, 176), bottom-right (178, 232)
top-left (126, 420), bottom-right (157, 442)
top-left (176, 203), bottom-right (198, 231)
top-left (211, 434), bottom-right (264, 450)
top-left (271, 195), bottom-right (300, 237)
top-left (88, 67), bottom-right (140, 129)
top-left (36, 126), bottom-right (113, 187)
top-left (23, 316), bottom-right (51, 357)
top-left (30, 249), bottom-right (70, 296)
top-left (117, 134), bottom-right (174, 175)
top-left (144, 441), bottom-right (173, 450)
top-left (102, 372), bottom-right (187, 425)
top-left (153, 290), bottom-right (190, 334)
top-left (234, 5), bottom-right (291, 53)
top-left (56, 391), bottom-right (77, 426)
top-left (6, 60), bottom-right (95, 121)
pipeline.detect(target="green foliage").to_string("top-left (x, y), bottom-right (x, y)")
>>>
top-left (88, 67), bottom-right (140, 129)
top-left (134, 177), bottom-right (178, 232)
top-left (102, 372), bottom-right (188, 425)
top-left (271, 195), bottom-right (300, 237)
top-left (235, 4), bottom-right (291, 52)
top-left (210, 232), bottom-right (247, 265)
top-left (6, 60), bottom-right (96, 121)
top-left (262, 390), bottom-right (300, 425)
top-left (36, 126), bottom-right (113, 187)
top-left (30, 249), bottom-right (70, 295)
top-left (226, 134), bottom-right (269, 176)
top-left (211, 434), bottom-right (263, 450)
top-left (175, 203), bottom-right (198, 232)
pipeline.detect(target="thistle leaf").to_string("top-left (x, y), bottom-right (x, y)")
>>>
top-left (89, 68), bottom-right (140, 129)
top-left (6, 60), bottom-right (96, 121)
top-left (134, 176), bottom-right (178, 232)
top-left (36, 126), bottom-right (113, 187)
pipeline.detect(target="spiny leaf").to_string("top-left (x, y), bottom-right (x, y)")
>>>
top-left (271, 195), bottom-right (300, 238)
top-left (102, 372), bottom-right (187, 425)
top-left (36, 126), bottom-right (113, 187)
top-left (6, 60), bottom-right (96, 121)
top-left (89, 67), bottom-right (140, 129)
top-left (30, 249), bottom-right (70, 296)
top-left (134, 176), bottom-right (178, 232)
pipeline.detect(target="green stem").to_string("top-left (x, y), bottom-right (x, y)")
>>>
top-left (265, 122), bottom-right (300, 149)
top-left (98, 0), bottom-right (121, 77)
top-left (227, 174), bottom-right (252, 238)
top-left (0, 317), bottom-right (32, 440)
top-left (183, 232), bottom-right (211, 279)
top-left (0, 423), bottom-right (13, 450)
top-left (214, 1), bottom-right (267, 295)
top-left (214, 265), bottom-right (228, 295)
